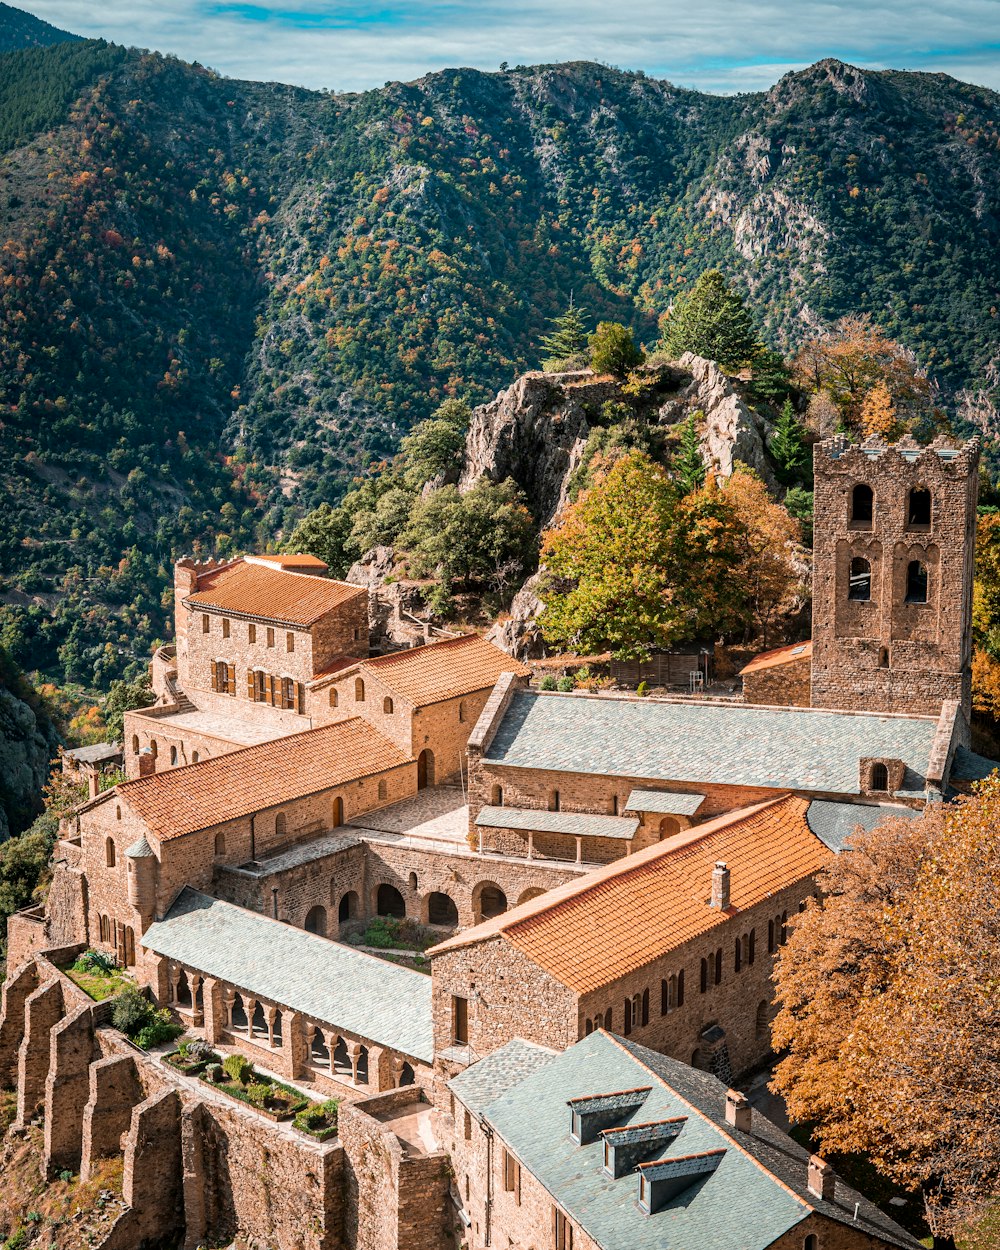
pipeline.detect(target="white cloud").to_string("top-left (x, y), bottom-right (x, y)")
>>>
top-left (20, 0), bottom-right (1000, 94)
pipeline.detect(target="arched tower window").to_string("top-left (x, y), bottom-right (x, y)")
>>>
top-left (383, 696), bottom-right (394, 714)
top-left (870, 762), bottom-right (889, 792)
top-left (275, 811), bottom-right (287, 838)
top-left (907, 488), bottom-right (932, 529)
top-left (490, 784), bottom-right (503, 806)
top-left (850, 483), bottom-right (873, 525)
top-left (329, 688), bottom-right (338, 708)
top-left (848, 557), bottom-right (871, 601)
top-left (355, 678), bottom-right (365, 702)
top-left (905, 560), bottom-right (928, 604)
top-left (215, 832), bottom-right (225, 856)
top-left (105, 837), bottom-right (116, 868)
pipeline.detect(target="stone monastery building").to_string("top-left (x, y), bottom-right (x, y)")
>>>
top-left (3, 434), bottom-right (991, 1250)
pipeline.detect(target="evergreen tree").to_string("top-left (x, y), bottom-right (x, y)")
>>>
top-left (771, 399), bottom-right (810, 486)
top-left (539, 299), bottom-right (590, 366)
top-left (588, 321), bottom-right (644, 378)
top-left (662, 269), bottom-right (760, 371)
top-left (675, 413), bottom-right (706, 492)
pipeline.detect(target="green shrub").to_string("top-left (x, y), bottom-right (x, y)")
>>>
top-left (556, 676), bottom-right (574, 692)
top-left (223, 1053), bottom-right (254, 1085)
top-left (204, 1063), bottom-right (223, 1084)
top-left (110, 984), bottom-right (154, 1036)
top-left (539, 674), bottom-right (557, 690)
top-left (244, 1081), bottom-right (274, 1107)
top-left (134, 1010), bottom-right (182, 1050)
top-left (294, 1098), bottom-right (340, 1138)
top-left (637, 680), bottom-right (649, 698)
top-left (74, 948), bottom-right (116, 975)
top-left (363, 916), bottom-right (401, 949)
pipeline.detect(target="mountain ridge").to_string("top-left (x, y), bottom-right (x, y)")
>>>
top-left (0, 1), bottom-right (79, 52)
top-left (0, 38), bottom-right (999, 687)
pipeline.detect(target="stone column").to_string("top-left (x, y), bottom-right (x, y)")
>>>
top-left (190, 975), bottom-right (204, 1028)
top-left (201, 978), bottom-right (224, 1044)
top-left (222, 989), bottom-right (236, 1030)
top-left (266, 1006), bottom-right (279, 1049)
top-left (168, 964), bottom-right (181, 1004)
top-left (527, 832), bottom-right (534, 861)
top-left (575, 836), bottom-right (582, 866)
top-left (246, 998), bottom-right (259, 1038)
top-left (347, 1040), bottom-right (363, 1086)
top-left (386, 1051), bottom-right (403, 1091)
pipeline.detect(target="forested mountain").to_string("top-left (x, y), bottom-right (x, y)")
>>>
top-left (0, 2), bottom-right (78, 52)
top-left (2, 32), bottom-right (1000, 687)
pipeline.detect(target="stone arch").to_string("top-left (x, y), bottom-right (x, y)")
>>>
top-left (149, 738), bottom-right (158, 759)
top-left (252, 1001), bottom-right (268, 1039)
top-left (850, 482), bottom-right (873, 525)
top-left (473, 881), bottom-right (507, 922)
top-left (490, 783), bottom-right (503, 806)
top-left (339, 891), bottom-right (360, 924)
top-left (691, 1048), bottom-right (711, 1072)
top-left (105, 837), bottom-right (116, 868)
top-left (332, 796), bottom-right (344, 828)
top-left (305, 905), bottom-right (328, 936)
top-left (275, 811), bottom-right (287, 838)
top-left (427, 891), bottom-right (459, 927)
top-left (329, 688), bottom-right (338, 707)
top-left (383, 696), bottom-right (394, 714)
top-left (417, 749), bottom-right (434, 789)
top-left (376, 883), bottom-right (406, 918)
top-left (231, 993), bottom-right (248, 1033)
top-left (400, 1062), bottom-right (415, 1087)
top-left (333, 1037), bottom-right (351, 1077)
top-left (658, 816), bottom-right (681, 839)
top-left (870, 761), bottom-right (889, 791)
top-left (310, 1028), bottom-right (330, 1068)
top-left (356, 1045), bottom-right (369, 1084)
top-left (355, 677), bottom-right (365, 702)
top-left (170, 745), bottom-right (178, 766)
top-left (131, 734), bottom-right (139, 755)
top-left (271, 1010), bottom-right (283, 1046)
top-left (214, 831), bottom-right (225, 856)
top-left (175, 968), bottom-right (192, 1007)
top-left (517, 887), bottom-right (546, 906)
top-left (408, 871), bottom-right (418, 891)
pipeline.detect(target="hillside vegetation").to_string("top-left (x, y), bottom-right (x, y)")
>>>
top-left (1, 43), bottom-right (1000, 689)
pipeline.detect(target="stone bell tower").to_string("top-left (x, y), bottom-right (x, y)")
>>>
top-left (810, 433), bottom-right (980, 720)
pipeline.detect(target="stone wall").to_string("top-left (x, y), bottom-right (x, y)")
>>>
top-left (339, 1087), bottom-right (452, 1250)
top-left (742, 656), bottom-right (812, 708)
top-left (811, 435), bottom-right (979, 718)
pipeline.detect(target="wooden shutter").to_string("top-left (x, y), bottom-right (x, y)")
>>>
top-left (247, 669), bottom-right (255, 700)
top-left (269, 675), bottom-right (277, 706)
top-left (226, 663), bottom-right (235, 695)
top-left (641, 988), bottom-right (649, 1027)
top-left (677, 969), bottom-right (684, 1007)
top-left (210, 661), bottom-right (219, 692)
top-left (297, 682), bottom-right (304, 714)
top-left (748, 930), bottom-right (756, 965)
top-left (623, 997), bottom-right (631, 1036)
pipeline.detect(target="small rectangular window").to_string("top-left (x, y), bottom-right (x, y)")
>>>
top-left (554, 1209), bottom-right (573, 1250)
top-left (266, 627), bottom-right (275, 648)
top-left (222, 618), bottom-right (230, 639)
top-left (453, 994), bottom-right (469, 1044)
top-left (286, 631), bottom-right (295, 653)
top-left (502, 1150), bottom-right (520, 1203)
top-left (201, 614), bottom-right (210, 633)
top-left (464, 1109), bottom-right (472, 1141)
top-left (248, 623), bottom-right (256, 643)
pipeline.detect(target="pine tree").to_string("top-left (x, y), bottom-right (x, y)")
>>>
top-left (771, 398), bottom-right (810, 486)
top-left (662, 269), bottom-right (760, 371)
top-left (675, 413), bottom-right (706, 493)
top-left (539, 298), bottom-right (590, 366)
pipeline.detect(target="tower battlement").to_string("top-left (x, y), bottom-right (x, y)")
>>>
top-left (810, 432), bottom-right (979, 720)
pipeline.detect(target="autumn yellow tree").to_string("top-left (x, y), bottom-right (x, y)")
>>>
top-left (858, 379), bottom-right (899, 440)
top-left (722, 470), bottom-right (802, 644)
top-left (773, 781), bottom-right (1000, 1238)
top-left (793, 314), bottom-right (931, 432)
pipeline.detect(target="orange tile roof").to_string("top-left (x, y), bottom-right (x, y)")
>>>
top-left (428, 795), bottom-right (831, 992)
top-left (739, 640), bottom-right (812, 677)
top-left (119, 719), bottom-right (410, 840)
top-left (185, 559), bottom-right (364, 627)
top-left (362, 634), bottom-right (531, 707)
top-left (251, 553), bottom-right (329, 571)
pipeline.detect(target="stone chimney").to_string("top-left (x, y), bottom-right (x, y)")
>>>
top-left (724, 1089), bottom-right (751, 1133)
top-left (138, 749), bottom-right (156, 778)
top-left (711, 861), bottom-right (730, 910)
top-left (807, 1154), bottom-right (836, 1201)
top-left (86, 767), bottom-right (100, 800)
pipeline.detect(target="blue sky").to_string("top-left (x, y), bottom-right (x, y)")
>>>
top-left (21, 1), bottom-right (1000, 94)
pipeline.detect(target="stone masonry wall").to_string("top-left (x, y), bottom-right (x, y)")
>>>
top-left (742, 656), bottom-right (812, 708)
top-left (811, 436), bottom-right (979, 718)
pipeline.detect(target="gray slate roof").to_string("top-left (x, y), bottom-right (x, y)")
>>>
top-left (474, 806), bottom-right (638, 840)
top-left (64, 741), bottom-right (122, 764)
top-left (625, 789), bottom-right (706, 816)
top-left (142, 888), bottom-right (433, 1062)
top-left (484, 692), bottom-right (938, 798)
top-left (806, 800), bottom-right (918, 853)
top-left (468, 1031), bottom-right (920, 1250)
top-left (448, 1039), bottom-right (558, 1115)
top-left (951, 746), bottom-right (1000, 783)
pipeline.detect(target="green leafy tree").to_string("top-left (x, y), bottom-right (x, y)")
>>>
top-left (771, 399), bottom-right (810, 486)
top-left (588, 321), bottom-right (644, 378)
top-left (662, 269), bottom-right (760, 371)
top-left (400, 411), bottom-right (469, 490)
top-left (674, 413), bottom-right (706, 493)
top-left (402, 478), bottom-right (536, 596)
top-left (101, 673), bottom-right (154, 743)
top-left (749, 346), bottom-right (792, 404)
top-left (286, 501), bottom-right (355, 578)
top-left (539, 299), bottom-right (590, 368)
top-left (539, 452), bottom-right (746, 659)
top-left (349, 485), bottom-right (416, 554)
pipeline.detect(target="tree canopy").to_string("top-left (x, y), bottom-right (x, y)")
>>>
top-left (772, 781), bottom-right (1000, 1240)
top-left (539, 300), bottom-right (591, 369)
top-left (660, 269), bottom-right (760, 371)
top-left (588, 321), bottom-right (644, 378)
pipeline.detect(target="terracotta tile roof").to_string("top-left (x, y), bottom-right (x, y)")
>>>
top-left (428, 795), bottom-right (831, 992)
top-left (119, 719), bottom-right (411, 841)
top-left (739, 640), bottom-right (812, 677)
top-left (185, 559), bottom-right (364, 627)
top-left (362, 634), bottom-right (531, 707)
top-left (249, 553), bottom-right (329, 571)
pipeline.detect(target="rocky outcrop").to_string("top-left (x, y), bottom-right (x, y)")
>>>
top-left (485, 574), bottom-right (548, 660)
top-left (345, 547), bottom-right (427, 650)
top-left (677, 354), bottom-right (779, 492)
